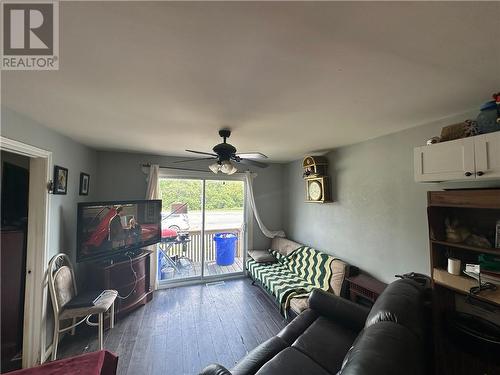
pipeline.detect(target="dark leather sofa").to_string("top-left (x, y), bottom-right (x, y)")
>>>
top-left (200, 279), bottom-right (427, 375)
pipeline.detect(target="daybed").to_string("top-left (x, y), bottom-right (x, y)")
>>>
top-left (247, 238), bottom-right (353, 317)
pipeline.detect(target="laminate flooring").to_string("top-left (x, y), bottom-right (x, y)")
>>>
top-left (58, 277), bottom-right (287, 375)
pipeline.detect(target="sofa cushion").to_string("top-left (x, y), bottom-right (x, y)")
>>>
top-left (365, 279), bottom-right (425, 340)
top-left (308, 289), bottom-right (369, 332)
top-left (277, 308), bottom-right (318, 345)
top-left (248, 250), bottom-right (277, 263)
top-left (330, 259), bottom-right (349, 296)
top-left (270, 237), bottom-right (301, 256)
top-left (292, 316), bottom-right (358, 374)
top-left (255, 347), bottom-right (330, 375)
top-left (339, 322), bottom-right (424, 375)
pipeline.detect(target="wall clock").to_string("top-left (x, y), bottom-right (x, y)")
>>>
top-left (302, 155), bottom-right (328, 178)
top-left (302, 155), bottom-right (332, 203)
top-left (308, 180), bottom-right (322, 201)
top-left (305, 176), bottom-right (331, 203)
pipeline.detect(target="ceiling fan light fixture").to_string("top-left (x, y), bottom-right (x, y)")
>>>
top-left (220, 160), bottom-right (237, 175)
top-left (209, 162), bottom-right (220, 174)
top-left (228, 164), bottom-right (238, 175)
top-left (185, 129), bottom-right (269, 172)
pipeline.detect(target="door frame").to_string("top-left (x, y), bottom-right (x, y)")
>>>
top-left (152, 168), bottom-right (250, 287)
top-left (0, 136), bottom-right (52, 368)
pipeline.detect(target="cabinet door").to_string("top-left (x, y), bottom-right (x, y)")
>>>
top-left (474, 131), bottom-right (500, 179)
top-left (414, 138), bottom-right (475, 182)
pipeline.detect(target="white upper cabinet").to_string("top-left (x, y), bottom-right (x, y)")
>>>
top-left (474, 131), bottom-right (500, 180)
top-left (414, 138), bottom-right (475, 182)
top-left (414, 132), bottom-right (500, 182)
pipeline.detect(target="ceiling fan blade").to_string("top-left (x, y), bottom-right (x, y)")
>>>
top-left (174, 157), bottom-right (217, 164)
top-left (236, 152), bottom-right (268, 160)
top-left (185, 149), bottom-right (218, 157)
top-left (236, 158), bottom-right (269, 168)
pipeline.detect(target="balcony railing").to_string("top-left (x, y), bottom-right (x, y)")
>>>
top-left (166, 227), bottom-right (243, 263)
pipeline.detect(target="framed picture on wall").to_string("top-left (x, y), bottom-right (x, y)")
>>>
top-left (53, 166), bottom-right (68, 195)
top-left (79, 172), bottom-right (90, 196)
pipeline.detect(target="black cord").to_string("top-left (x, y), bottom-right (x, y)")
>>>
top-left (116, 254), bottom-right (138, 300)
top-left (468, 272), bottom-right (497, 300)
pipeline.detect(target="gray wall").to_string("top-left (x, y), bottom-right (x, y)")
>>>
top-left (283, 111), bottom-right (500, 283)
top-left (1, 107), bottom-right (99, 352)
top-left (95, 151), bottom-right (284, 249)
top-left (1, 107), bottom-right (98, 263)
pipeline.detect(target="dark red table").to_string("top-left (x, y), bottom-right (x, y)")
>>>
top-left (9, 350), bottom-right (118, 375)
top-left (346, 273), bottom-right (387, 307)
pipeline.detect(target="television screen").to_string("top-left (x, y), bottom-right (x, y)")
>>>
top-left (77, 200), bottom-right (162, 262)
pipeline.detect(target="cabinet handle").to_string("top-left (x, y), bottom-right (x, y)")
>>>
top-left (464, 172), bottom-right (472, 177)
top-left (477, 171), bottom-right (484, 176)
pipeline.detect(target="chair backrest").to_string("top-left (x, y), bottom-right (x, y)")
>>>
top-left (48, 253), bottom-right (78, 317)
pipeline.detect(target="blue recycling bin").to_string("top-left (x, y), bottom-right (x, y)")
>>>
top-left (213, 232), bottom-right (238, 266)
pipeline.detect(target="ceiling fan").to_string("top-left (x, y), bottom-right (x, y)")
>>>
top-left (175, 129), bottom-right (269, 174)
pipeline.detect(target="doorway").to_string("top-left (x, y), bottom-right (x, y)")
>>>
top-left (157, 177), bottom-right (246, 285)
top-left (1, 136), bottom-right (51, 368)
top-left (1, 151), bottom-right (30, 372)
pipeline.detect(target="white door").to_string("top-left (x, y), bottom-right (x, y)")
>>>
top-left (414, 138), bottom-right (475, 182)
top-left (474, 132), bottom-right (500, 180)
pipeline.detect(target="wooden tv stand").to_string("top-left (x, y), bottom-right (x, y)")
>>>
top-left (87, 250), bottom-right (153, 318)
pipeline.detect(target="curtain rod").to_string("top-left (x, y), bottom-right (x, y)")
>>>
top-left (141, 163), bottom-right (250, 174)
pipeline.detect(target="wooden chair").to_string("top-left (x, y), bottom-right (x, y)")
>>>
top-left (48, 253), bottom-right (118, 360)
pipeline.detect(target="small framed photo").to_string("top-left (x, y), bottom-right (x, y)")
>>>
top-left (53, 166), bottom-right (68, 195)
top-left (79, 172), bottom-right (90, 196)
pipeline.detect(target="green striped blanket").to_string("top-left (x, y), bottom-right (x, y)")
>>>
top-left (246, 246), bottom-right (333, 315)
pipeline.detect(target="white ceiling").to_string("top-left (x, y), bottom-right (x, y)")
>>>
top-left (3, 1), bottom-right (500, 162)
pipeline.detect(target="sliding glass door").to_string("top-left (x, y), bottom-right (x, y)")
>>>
top-left (157, 176), bottom-right (246, 285)
top-left (203, 180), bottom-right (245, 277)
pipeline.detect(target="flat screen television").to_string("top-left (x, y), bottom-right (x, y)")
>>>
top-left (77, 200), bottom-right (162, 262)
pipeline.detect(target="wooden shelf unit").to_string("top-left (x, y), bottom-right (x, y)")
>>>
top-left (428, 189), bottom-right (500, 209)
top-left (432, 267), bottom-right (500, 306)
top-left (431, 240), bottom-right (500, 256)
top-left (427, 189), bottom-right (500, 375)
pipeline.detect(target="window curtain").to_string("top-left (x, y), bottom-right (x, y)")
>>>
top-left (146, 164), bottom-right (160, 290)
top-left (244, 171), bottom-right (285, 239)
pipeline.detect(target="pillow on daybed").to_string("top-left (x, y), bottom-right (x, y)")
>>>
top-left (248, 249), bottom-right (277, 263)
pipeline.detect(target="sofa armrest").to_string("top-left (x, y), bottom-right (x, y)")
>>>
top-left (231, 336), bottom-right (288, 375)
top-left (309, 289), bottom-right (369, 332)
top-left (199, 364), bottom-right (232, 375)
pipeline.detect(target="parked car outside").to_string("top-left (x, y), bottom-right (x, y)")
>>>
top-left (161, 212), bottom-right (189, 231)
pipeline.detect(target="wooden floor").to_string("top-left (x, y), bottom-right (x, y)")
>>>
top-left (58, 277), bottom-right (286, 375)
top-left (160, 257), bottom-right (244, 282)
